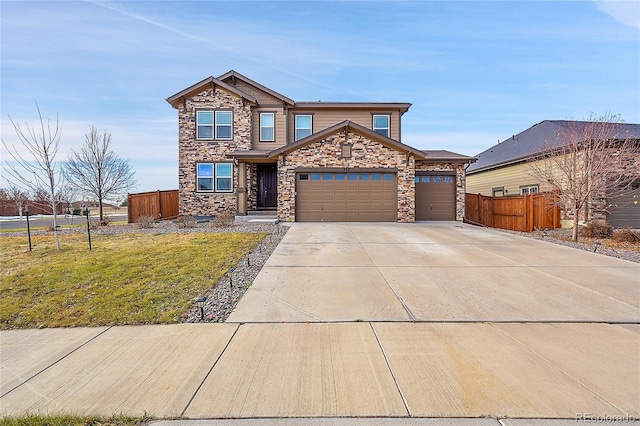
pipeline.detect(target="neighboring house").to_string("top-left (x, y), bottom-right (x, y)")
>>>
top-left (166, 70), bottom-right (475, 222)
top-left (466, 120), bottom-right (640, 228)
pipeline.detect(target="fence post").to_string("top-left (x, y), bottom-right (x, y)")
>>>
top-left (127, 194), bottom-right (132, 223)
top-left (157, 190), bottom-right (163, 219)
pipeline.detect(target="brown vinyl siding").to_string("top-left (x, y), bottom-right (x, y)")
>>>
top-left (287, 109), bottom-right (401, 143)
top-left (252, 108), bottom-right (287, 150)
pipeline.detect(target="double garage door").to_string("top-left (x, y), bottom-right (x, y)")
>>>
top-left (296, 172), bottom-right (397, 222)
top-left (295, 171), bottom-right (457, 222)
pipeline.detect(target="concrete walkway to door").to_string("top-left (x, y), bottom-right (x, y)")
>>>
top-left (227, 222), bottom-right (640, 323)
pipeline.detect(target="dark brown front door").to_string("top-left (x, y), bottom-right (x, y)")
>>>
top-left (258, 164), bottom-right (277, 209)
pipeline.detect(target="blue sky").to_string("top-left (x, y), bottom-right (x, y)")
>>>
top-left (2, 0), bottom-right (639, 194)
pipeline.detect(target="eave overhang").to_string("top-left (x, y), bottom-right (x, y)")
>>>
top-left (166, 76), bottom-right (258, 108)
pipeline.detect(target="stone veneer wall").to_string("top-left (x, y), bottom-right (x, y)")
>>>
top-left (178, 87), bottom-right (252, 216)
top-left (246, 163), bottom-right (258, 211)
top-left (415, 162), bottom-right (467, 221)
top-left (277, 130), bottom-right (416, 222)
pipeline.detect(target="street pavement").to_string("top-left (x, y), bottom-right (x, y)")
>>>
top-left (1, 222), bottom-right (638, 423)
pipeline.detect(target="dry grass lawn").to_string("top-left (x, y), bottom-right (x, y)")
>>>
top-left (0, 231), bottom-right (264, 329)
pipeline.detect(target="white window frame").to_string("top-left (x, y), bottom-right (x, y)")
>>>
top-left (260, 112), bottom-right (275, 142)
top-left (196, 162), bottom-right (233, 193)
top-left (196, 163), bottom-right (215, 192)
top-left (196, 111), bottom-right (214, 140)
top-left (295, 114), bottom-right (313, 141)
top-left (373, 114), bottom-right (390, 137)
top-left (520, 185), bottom-right (539, 195)
top-left (214, 111), bottom-right (233, 140)
top-left (215, 163), bottom-right (233, 192)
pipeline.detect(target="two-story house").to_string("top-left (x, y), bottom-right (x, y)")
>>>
top-left (166, 70), bottom-right (475, 222)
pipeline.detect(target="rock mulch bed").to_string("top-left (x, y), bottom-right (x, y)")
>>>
top-left (496, 227), bottom-right (640, 264)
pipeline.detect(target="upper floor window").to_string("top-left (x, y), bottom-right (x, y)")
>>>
top-left (196, 110), bottom-right (233, 140)
top-left (260, 112), bottom-right (275, 142)
top-left (196, 111), bottom-right (214, 139)
top-left (295, 115), bottom-right (313, 141)
top-left (197, 162), bottom-right (233, 192)
top-left (215, 111), bottom-right (233, 140)
top-left (373, 115), bottom-right (390, 137)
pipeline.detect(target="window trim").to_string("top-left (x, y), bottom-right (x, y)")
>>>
top-left (294, 114), bottom-right (313, 141)
top-left (259, 112), bottom-right (276, 142)
top-left (372, 114), bottom-right (391, 137)
top-left (196, 162), bottom-right (234, 193)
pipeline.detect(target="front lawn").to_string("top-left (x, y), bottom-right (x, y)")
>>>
top-left (0, 231), bottom-right (264, 329)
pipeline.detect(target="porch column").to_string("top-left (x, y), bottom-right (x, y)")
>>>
top-left (237, 162), bottom-right (247, 215)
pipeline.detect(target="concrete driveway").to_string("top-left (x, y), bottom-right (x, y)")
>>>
top-left (227, 222), bottom-right (640, 323)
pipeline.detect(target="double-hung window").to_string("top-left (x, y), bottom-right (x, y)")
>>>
top-left (196, 111), bottom-right (214, 139)
top-left (260, 112), bottom-right (275, 141)
top-left (197, 163), bottom-right (233, 192)
top-left (215, 111), bottom-right (233, 140)
top-left (373, 115), bottom-right (390, 137)
top-left (196, 110), bottom-right (233, 140)
top-left (295, 115), bottom-right (312, 141)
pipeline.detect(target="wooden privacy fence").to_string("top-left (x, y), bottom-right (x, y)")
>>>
top-left (465, 192), bottom-right (561, 232)
top-left (127, 190), bottom-right (179, 223)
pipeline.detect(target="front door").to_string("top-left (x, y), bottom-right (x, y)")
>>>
top-left (257, 163), bottom-right (277, 209)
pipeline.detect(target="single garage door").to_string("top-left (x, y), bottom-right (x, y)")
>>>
top-left (607, 185), bottom-right (640, 229)
top-left (415, 174), bottom-right (456, 221)
top-left (296, 171), bottom-right (397, 222)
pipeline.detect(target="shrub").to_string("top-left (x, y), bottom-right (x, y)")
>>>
top-left (136, 215), bottom-right (155, 229)
top-left (580, 221), bottom-right (613, 239)
top-left (177, 215), bottom-right (196, 228)
top-left (100, 216), bottom-right (112, 226)
top-left (612, 228), bottom-right (640, 244)
top-left (211, 211), bottom-right (235, 228)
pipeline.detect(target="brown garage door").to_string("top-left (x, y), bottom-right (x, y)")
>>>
top-left (607, 184), bottom-right (640, 229)
top-left (296, 172), bottom-right (397, 222)
top-left (415, 174), bottom-right (456, 221)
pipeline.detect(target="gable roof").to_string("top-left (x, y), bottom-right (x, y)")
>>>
top-left (467, 120), bottom-right (640, 174)
top-left (420, 150), bottom-right (476, 164)
top-left (166, 76), bottom-right (258, 108)
top-left (268, 120), bottom-right (426, 159)
top-left (218, 70), bottom-right (295, 105)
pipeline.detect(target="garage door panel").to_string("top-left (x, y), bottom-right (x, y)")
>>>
top-left (607, 186), bottom-right (640, 229)
top-left (297, 172), bottom-right (397, 222)
top-left (415, 174), bottom-right (456, 221)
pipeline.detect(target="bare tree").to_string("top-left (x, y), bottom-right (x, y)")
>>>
top-left (7, 185), bottom-right (30, 216)
top-left (528, 113), bottom-right (640, 242)
top-left (2, 103), bottom-right (64, 249)
top-left (63, 125), bottom-right (136, 221)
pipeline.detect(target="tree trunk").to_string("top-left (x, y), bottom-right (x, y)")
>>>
top-left (99, 198), bottom-right (104, 222)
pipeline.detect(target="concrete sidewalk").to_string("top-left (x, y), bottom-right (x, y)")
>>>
top-left (1, 322), bottom-right (638, 419)
top-left (1, 223), bottom-right (639, 421)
